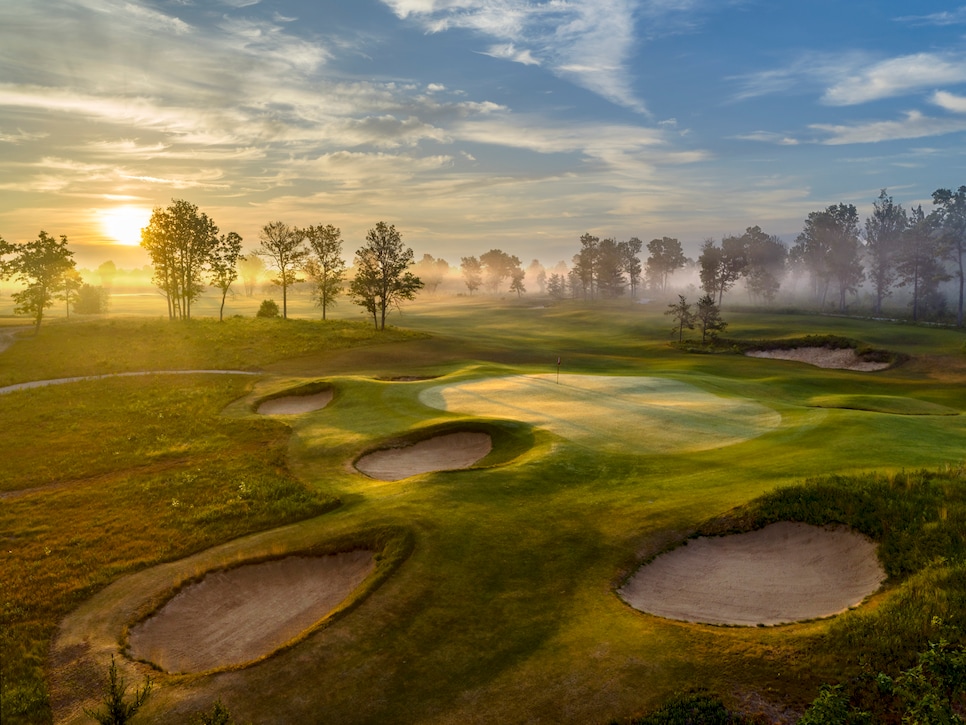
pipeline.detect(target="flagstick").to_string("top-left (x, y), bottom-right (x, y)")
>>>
top-left (556, 356), bottom-right (561, 384)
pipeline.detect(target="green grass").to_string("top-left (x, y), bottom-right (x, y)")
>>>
top-left (4, 298), bottom-right (966, 723)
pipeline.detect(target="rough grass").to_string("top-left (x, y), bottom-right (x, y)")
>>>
top-left (5, 299), bottom-right (966, 724)
top-left (0, 317), bottom-right (425, 387)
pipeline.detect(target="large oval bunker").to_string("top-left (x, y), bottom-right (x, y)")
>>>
top-left (128, 550), bottom-right (374, 673)
top-left (619, 522), bottom-right (885, 626)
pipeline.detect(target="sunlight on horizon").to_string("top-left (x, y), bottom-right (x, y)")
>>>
top-left (99, 205), bottom-right (151, 247)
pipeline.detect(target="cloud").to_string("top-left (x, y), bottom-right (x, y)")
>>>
top-left (895, 7), bottom-right (966, 26)
top-left (735, 131), bottom-right (800, 146)
top-left (823, 53), bottom-right (966, 105)
top-left (729, 50), bottom-right (966, 106)
top-left (380, 0), bottom-right (648, 113)
top-left (811, 110), bottom-right (966, 145)
top-left (933, 90), bottom-right (966, 113)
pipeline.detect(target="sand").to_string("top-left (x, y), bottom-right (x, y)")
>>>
top-left (127, 551), bottom-right (375, 673)
top-left (746, 347), bottom-right (890, 371)
top-left (257, 389), bottom-right (333, 415)
top-left (620, 522), bottom-right (885, 626)
top-left (355, 431), bottom-right (492, 481)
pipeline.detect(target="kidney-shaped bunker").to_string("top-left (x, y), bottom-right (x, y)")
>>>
top-left (620, 522), bottom-right (885, 626)
top-left (355, 431), bottom-right (492, 481)
top-left (257, 388), bottom-right (333, 415)
top-left (128, 550), bottom-right (374, 673)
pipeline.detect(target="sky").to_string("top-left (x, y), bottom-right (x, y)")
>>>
top-left (3, 0), bottom-right (966, 269)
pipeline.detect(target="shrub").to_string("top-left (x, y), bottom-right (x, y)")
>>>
top-left (256, 299), bottom-right (280, 318)
top-left (74, 284), bottom-right (110, 314)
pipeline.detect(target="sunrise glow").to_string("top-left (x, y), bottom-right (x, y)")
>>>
top-left (99, 206), bottom-right (151, 247)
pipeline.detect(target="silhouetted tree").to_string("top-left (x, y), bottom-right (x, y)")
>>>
top-left (547, 272), bottom-right (567, 300)
top-left (208, 231), bottom-right (243, 322)
top-left (793, 204), bottom-right (864, 311)
top-left (303, 224), bottom-right (345, 319)
top-left (480, 249), bottom-right (523, 294)
top-left (699, 237), bottom-right (745, 305)
top-left (257, 221), bottom-right (308, 319)
top-left (646, 236), bottom-right (686, 294)
top-left (897, 205), bottom-right (951, 321)
top-left (932, 186), bottom-right (966, 326)
top-left (509, 266), bottom-right (526, 297)
top-left (665, 294), bottom-right (695, 342)
top-left (414, 253), bottom-right (449, 295)
top-left (2, 231), bottom-right (76, 330)
top-left (349, 222), bottom-right (423, 330)
top-left (864, 189), bottom-right (907, 315)
top-left (741, 226), bottom-right (787, 304)
top-left (594, 238), bottom-right (626, 298)
top-left (695, 294), bottom-right (727, 343)
top-left (572, 233), bottom-right (600, 299)
top-left (141, 199), bottom-right (219, 320)
top-left (619, 237), bottom-right (643, 299)
top-left (60, 268), bottom-right (83, 320)
top-left (460, 256), bottom-right (483, 294)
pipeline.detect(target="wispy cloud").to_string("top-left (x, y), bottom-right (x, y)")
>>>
top-left (729, 50), bottom-right (966, 106)
top-left (823, 53), bottom-right (966, 105)
top-left (811, 110), bottom-right (966, 145)
top-left (734, 131), bottom-right (800, 145)
top-left (379, 0), bottom-right (648, 113)
top-left (895, 7), bottom-right (966, 26)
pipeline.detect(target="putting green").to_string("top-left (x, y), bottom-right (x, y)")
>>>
top-left (419, 374), bottom-right (781, 454)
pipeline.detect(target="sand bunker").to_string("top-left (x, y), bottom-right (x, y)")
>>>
top-left (355, 431), bottom-right (492, 481)
top-left (128, 551), bottom-right (374, 673)
top-left (257, 389), bottom-right (333, 415)
top-left (747, 347), bottom-right (890, 371)
top-left (419, 374), bottom-right (780, 455)
top-left (620, 522), bottom-right (885, 626)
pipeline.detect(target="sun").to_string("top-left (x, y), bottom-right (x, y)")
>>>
top-left (99, 205), bottom-right (151, 247)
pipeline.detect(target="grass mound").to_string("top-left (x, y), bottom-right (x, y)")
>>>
top-left (808, 394), bottom-right (959, 415)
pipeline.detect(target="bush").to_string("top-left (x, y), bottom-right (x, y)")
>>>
top-left (618, 691), bottom-right (762, 724)
top-left (256, 299), bottom-right (280, 318)
top-left (74, 284), bottom-right (110, 314)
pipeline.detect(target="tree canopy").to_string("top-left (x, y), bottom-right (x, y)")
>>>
top-left (0, 231), bottom-right (76, 329)
top-left (303, 223), bottom-right (346, 320)
top-left (140, 199), bottom-right (220, 320)
top-left (257, 221), bottom-right (309, 320)
top-left (349, 222), bottom-right (423, 330)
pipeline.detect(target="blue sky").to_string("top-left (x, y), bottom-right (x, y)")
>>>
top-left (2, 0), bottom-right (966, 268)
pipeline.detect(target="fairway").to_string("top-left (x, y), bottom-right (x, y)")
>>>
top-left (6, 306), bottom-right (966, 725)
top-left (419, 373), bottom-right (782, 454)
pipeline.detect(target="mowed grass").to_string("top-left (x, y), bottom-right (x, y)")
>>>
top-left (4, 298), bottom-right (966, 723)
top-left (418, 373), bottom-right (781, 454)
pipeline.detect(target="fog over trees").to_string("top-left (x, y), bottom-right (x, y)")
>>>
top-left (8, 186), bottom-right (966, 328)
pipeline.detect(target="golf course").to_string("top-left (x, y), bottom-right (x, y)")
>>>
top-left (3, 297), bottom-right (966, 723)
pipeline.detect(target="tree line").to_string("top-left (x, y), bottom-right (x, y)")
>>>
top-left (8, 185), bottom-right (966, 328)
top-left (139, 200), bottom-right (422, 329)
top-left (646, 187), bottom-right (966, 325)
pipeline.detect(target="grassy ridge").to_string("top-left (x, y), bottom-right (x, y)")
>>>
top-left (4, 300), bottom-right (966, 723)
top-left (0, 317), bottom-right (425, 387)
